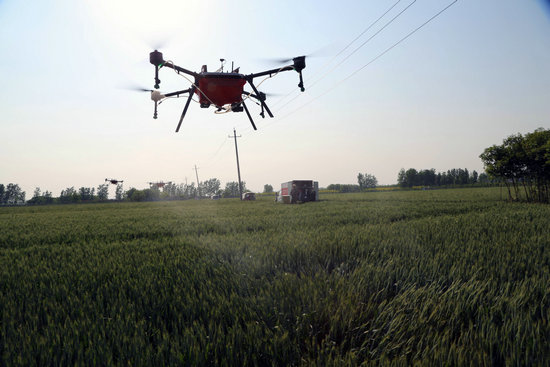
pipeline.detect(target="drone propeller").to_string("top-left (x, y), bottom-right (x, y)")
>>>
top-left (129, 87), bottom-right (154, 92)
top-left (146, 35), bottom-right (172, 52)
top-left (119, 83), bottom-right (153, 93)
top-left (243, 91), bottom-right (282, 99)
top-left (263, 55), bottom-right (306, 65)
top-left (263, 44), bottom-right (335, 65)
top-left (122, 85), bottom-right (164, 119)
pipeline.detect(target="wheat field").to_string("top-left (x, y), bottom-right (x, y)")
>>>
top-left (1, 188), bottom-right (548, 365)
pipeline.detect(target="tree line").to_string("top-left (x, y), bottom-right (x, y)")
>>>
top-left (326, 168), bottom-right (488, 193)
top-left (397, 168), bottom-right (488, 188)
top-left (124, 179), bottom-right (247, 202)
top-left (14, 179), bottom-right (250, 205)
top-left (480, 127), bottom-right (550, 203)
top-left (325, 172), bottom-right (379, 193)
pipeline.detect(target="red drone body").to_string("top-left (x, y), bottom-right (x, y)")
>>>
top-left (197, 73), bottom-right (246, 107)
top-left (149, 181), bottom-right (169, 189)
top-left (147, 50), bottom-right (306, 132)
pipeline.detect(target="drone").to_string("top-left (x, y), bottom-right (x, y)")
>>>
top-left (105, 178), bottom-right (123, 185)
top-left (148, 181), bottom-right (171, 188)
top-left (143, 50), bottom-right (306, 132)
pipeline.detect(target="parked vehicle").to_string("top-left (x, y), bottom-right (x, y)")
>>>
top-left (277, 180), bottom-right (318, 204)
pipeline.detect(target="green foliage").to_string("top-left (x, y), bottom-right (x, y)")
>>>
top-left (358, 172), bottom-right (378, 189)
top-left (1, 188), bottom-right (549, 365)
top-left (0, 183), bottom-right (25, 205)
top-left (263, 184), bottom-right (274, 193)
top-left (200, 178), bottom-right (221, 198)
top-left (223, 181), bottom-right (246, 198)
top-left (398, 168), bottom-right (478, 188)
top-left (481, 128), bottom-right (550, 202)
top-left (96, 183), bottom-right (109, 201)
top-left (326, 183), bottom-right (361, 193)
top-left (115, 184), bottom-right (124, 201)
top-left (27, 188), bottom-right (54, 205)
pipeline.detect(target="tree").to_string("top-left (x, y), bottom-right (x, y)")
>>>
top-left (480, 128), bottom-right (550, 203)
top-left (224, 181), bottom-right (246, 198)
top-left (200, 178), bottom-right (221, 197)
top-left (144, 187), bottom-right (161, 201)
top-left (357, 173), bottom-right (378, 189)
top-left (79, 187), bottom-right (95, 201)
top-left (2, 183), bottom-right (25, 205)
top-left (161, 182), bottom-right (177, 199)
top-left (397, 169), bottom-right (406, 188)
top-left (478, 172), bottom-right (489, 184)
top-left (470, 170), bottom-right (479, 184)
top-left (43, 191), bottom-right (53, 204)
top-left (417, 169), bottom-right (436, 186)
top-left (126, 187), bottom-right (145, 202)
top-left (27, 187), bottom-right (54, 205)
top-left (263, 184), bottom-right (273, 193)
top-left (97, 184), bottom-right (109, 201)
top-left (397, 168), bottom-right (418, 188)
top-left (59, 187), bottom-right (79, 203)
top-left (357, 173), bottom-right (364, 190)
top-left (182, 183), bottom-right (197, 199)
top-left (364, 174), bottom-right (378, 189)
top-left (115, 184), bottom-right (124, 200)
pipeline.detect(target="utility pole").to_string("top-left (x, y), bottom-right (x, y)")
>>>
top-left (194, 165), bottom-right (201, 199)
top-left (229, 128), bottom-right (243, 200)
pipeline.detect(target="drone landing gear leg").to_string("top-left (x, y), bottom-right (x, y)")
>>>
top-left (298, 71), bottom-right (305, 92)
top-left (175, 86), bottom-right (196, 133)
top-left (242, 101), bottom-right (257, 130)
top-left (247, 81), bottom-right (273, 118)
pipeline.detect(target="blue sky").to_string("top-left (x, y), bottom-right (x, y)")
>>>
top-left (1, 0), bottom-right (549, 196)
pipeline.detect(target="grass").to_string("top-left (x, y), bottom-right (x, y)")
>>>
top-left (1, 187), bottom-right (549, 365)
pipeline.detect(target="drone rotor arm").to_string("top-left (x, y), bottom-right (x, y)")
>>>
top-left (161, 62), bottom-right (200, 78)
top-left (246, 65), bottom-right (294, 80)
top-left (163, 88), bottom-right (194, 98)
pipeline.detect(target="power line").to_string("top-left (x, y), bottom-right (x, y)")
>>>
top-left (199, 137), bottom-right (229, 169)
top-left (267, 0), bottom-right (459, 128)
top-left (270, 0), bottom-right (404, 111)
top-left (307, 0), bottom-right (417, 90)
top-left (274, 0), bottom-right (416, 115)
top-left (308, 0), bottom-right (408, 90)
